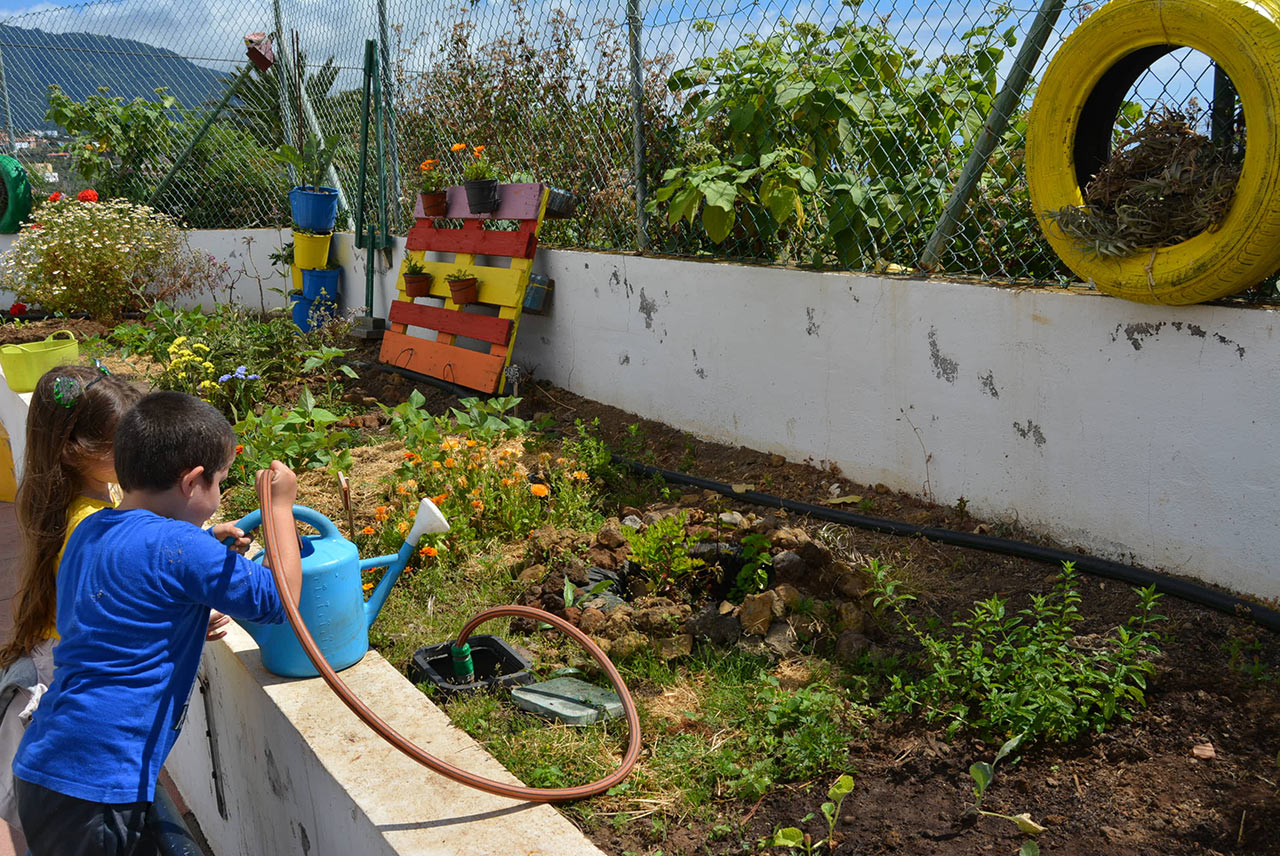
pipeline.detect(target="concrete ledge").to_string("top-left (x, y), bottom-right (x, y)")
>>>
top-left (167, 621), bottom-right (606, 856)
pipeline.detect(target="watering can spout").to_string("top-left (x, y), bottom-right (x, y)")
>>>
top-left (363, 498), bottom-right (450, 628)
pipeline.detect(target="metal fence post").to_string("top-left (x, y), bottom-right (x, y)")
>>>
top-left (0, 47), bottom-right (18, 157)
top-left (271, 0), bottom-right (298, 185)
top-left (377, 0), bottom-right (403, 219)
top-left (918, 0), bottom-right (1067, 272)
top-left (627, 0), bottom-right (647, 253)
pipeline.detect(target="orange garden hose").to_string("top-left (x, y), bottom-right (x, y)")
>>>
top-left (254, 471), bottom-right (642, 801)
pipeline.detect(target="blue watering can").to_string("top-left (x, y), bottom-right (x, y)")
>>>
top-left (232, 498), bottom-right (450, 677)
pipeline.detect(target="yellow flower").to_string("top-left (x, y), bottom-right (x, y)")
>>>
top-left (397, 521), bottom-right (410, 534)
top-left (472, 500), bottom-right (484, 510)
top-left (529, 483), bottom-right (550, 498)
top-left (466, 439), bottom-right (477, 447)
top-left (432, 460), bottom-right (443, 470)
top-left (572, 470), bottom-right (588, 480)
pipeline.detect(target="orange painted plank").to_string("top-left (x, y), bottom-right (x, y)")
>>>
top-left (406, 218), bottom-right (538, 258)
top-left (412, 183), bottom-right (546, 221)
top-left (388, 301), bottom-right (513, 346)
top-left (378, 330), bottom-right (504, 392)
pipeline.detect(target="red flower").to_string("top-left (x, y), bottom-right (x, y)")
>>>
top-left (77, 189), bottom-right (99, 203)
top-left (47, 192), bottom-right (62, 202)
top-left (234, 444), bottom-right (245, 456)
top-left (29, 223), bottom-right (42, 230)
top-left (8, 302), bottom-right (26, 316)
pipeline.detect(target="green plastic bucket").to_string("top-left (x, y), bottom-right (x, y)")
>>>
top-left (0, 330), bottom-right (79, 392)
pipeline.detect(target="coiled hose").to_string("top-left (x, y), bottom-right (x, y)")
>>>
top-left (254, 471), bottom-right (642, 801)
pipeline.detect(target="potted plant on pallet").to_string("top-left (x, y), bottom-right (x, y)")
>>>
top-left (445, 268), bottom-right (479, 305)
top-left (403, 257), bottom-right (433, 298)
top-left (418, 157), bottom-right (448, 217)
top-left (273, 132), bottom-right (342, 232)
top-left (457, 143), bottom-right (499, 214)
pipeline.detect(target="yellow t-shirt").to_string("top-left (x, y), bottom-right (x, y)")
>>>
top-left (48, 495), bottom-right (115, 640)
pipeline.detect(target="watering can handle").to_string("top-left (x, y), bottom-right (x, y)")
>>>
top-left (230, 504), bottom-right (341, 542)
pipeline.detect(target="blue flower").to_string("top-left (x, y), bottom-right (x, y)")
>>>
top-left (218, 365), bottom-right (260, 383)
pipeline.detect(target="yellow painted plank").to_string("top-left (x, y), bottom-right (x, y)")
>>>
top-left (0, 421), bottom-right (16, 503)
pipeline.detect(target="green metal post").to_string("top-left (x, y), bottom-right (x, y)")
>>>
top-left (918, 0), bottom-right (1067, 272)
top-left (149, 64), bottom-right (255, 206)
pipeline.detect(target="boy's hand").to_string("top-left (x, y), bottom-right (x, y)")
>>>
top-left (210, 522), bottom-right (252, 554)
top-left (206, 610), bottom-right (231, 641)
top-left (259, 460), bottom-right (298, 509)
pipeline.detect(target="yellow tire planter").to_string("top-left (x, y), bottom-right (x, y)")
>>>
top-left (1027, 0), bottom-right (1280, 304)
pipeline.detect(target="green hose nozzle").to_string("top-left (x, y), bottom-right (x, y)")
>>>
top-left (450, 642), bottom-right (474, 682)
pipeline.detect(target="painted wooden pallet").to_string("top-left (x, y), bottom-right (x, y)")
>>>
top-left (379, 183), bottom-right (549, 394)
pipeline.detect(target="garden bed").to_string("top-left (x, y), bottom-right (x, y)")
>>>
top-left (5, 315), bottom-right (1278, 855)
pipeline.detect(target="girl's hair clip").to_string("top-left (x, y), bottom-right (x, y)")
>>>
top-left (51, 376), bottom-right (80, 409)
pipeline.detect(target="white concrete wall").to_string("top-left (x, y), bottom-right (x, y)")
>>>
top-left (510, 252), bottom-right (1280, 601)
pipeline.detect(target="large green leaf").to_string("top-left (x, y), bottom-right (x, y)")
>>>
top-left (702, 204), bottom-right (735, 243)
top-left (701, 180), bottom-right (738, 212)
top-left (668, 184), bottom-right (701, 226)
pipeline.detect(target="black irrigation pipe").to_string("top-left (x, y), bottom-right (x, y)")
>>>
top-left (617, 458), bottom-right (1280, 634)
top-left (351, 359), bottom-right (476, 400)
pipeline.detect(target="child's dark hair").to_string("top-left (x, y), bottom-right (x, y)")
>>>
top-left (114, 392), bottom-right (235, 492)
top-left (1, 365), bottom-right (141, 667)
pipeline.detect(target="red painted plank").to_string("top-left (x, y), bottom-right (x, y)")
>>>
top-left (412, 183), bottom-right (546, 221)
top-left (378, 330), bottom-right (503, 392)
top-left (387, 300), bottom-right (513, 345)
top-left (405, 218), bottom-right (538, 258)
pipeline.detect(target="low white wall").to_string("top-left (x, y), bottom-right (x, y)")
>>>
top-left (512, 252), bottom-right (1280, 601)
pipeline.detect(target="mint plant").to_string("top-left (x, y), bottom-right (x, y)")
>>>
top-left (870, 560), bottom-right (1165, 741)
top-left (729, 532), bottom-right (773, 600)
top-left (623, 511), bottom-right (706, 594)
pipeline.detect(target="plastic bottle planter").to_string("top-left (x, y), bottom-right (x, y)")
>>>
top-left (289, 186), bottom-right (339, 232)
top-left (301, 267), bottom-right (341, 300)
top-left (293, 231), bottom-right (332, 270)
top-left (447, 276), bottom-right (479, 305)
top-left (464, 179), bottom-right (500, 214)
top-left (419, 191), bottom-right (448, 218)
top-left (545, 187), bottom-right (579, 220)
top-left (403, 272), bottom-right (433, 299)
top-left (290, 293), bottom-right (337, 332)
top-left (522, 273), bottom-right (551, 314)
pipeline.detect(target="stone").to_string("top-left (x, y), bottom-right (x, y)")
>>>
top-left (578, 592), bottom-right (626, 613)
top-left (621, 515), bottom-right (644, 529)
top-left (790, 613), bottom-right (823, 641)
top-left (656, 634), bottom-right (694, 659)
top-left (586, 546), bottom-right (621, 571)
top-left (835, 571), bottom-right (867, 600)
top-left (609, 631), bottom-right (648, 660)
top-left (834, 629), bottom-right (872, 663)
top-left (560, 606), bottom-right (582, 625)
top-left (795, 539), bottom-right (833, 569)
top-left (634, 599), bottom-right (691, 635)
top-left (718, 600), bottom-right (735, 615)
top-left (678, 492), bottom-right (702, 507)
top-left (685, 604), bottom-right (742, 646)
top-left (596, 523), bottom-right (626, 550)
top-left (835, 601), bottom-right (865, 633)
top-left (620, 506), bottom-right (643, 520)
top-left (601, 605), bottom-right (634, 639)
top-left (578, 607), bottom-right (606, 635)
top-left (771, 550), bottom-right (807, 585)
top-left (773, 583), bottom-right (805, 610)
top-left (740, 591), bottom-right (780, 636)
top-left (763, 621), bottom-right (798, 658)
top-left (518, 564), bottom-right (547, 584)
top-left (718, 511), bottom-right (748, 528)
top-left (565, 559), bottom-right (590, 585)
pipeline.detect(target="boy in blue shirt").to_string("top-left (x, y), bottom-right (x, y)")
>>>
top-left (12, 391), bottom-right (302, 856)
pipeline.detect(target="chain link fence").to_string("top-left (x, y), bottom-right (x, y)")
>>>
top-left (0, 0), bottom-right (1233, 282)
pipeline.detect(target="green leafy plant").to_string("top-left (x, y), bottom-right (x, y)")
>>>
top-left (965, 733), bottom-right (1046, 835)
top-left (449, 396), bottom-right (530, 443)
top-left (272, 131), bottom-right (342, 190)
top-left (729, 532), bottom-right (773, 599)
top-left (417, 156), bottom-right (448, 193)
top-left (404, 256), bottom-right (428, 275)
top-left (870, 560), bottom-right (1165, 741)
top-left (44, 84), bottom-right (177, 202)
top-left (234, 387), bottom-right (355, 478)
top-left (268, 241), bottom-right (295, 274)
top-left (460, 143), bottom-right (498, 181)
top-left (624, 511), bottom-right (706, 593)
top-left (768, 772), bottom-right (855, 853)
top-left (445, 268), bottom-right (476, 283)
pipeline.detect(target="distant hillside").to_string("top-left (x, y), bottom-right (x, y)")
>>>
top-left (0, 24), bottom-right (230, 130)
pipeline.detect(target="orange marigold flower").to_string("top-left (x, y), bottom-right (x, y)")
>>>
top-left (403, 451), bottom-right (420, 462)
top-left (451, 142), bottom-right (467, 152)
top-left (362, 582), bottom-right (374, 592)
top-left (444, 457), bottom-right (456, 468)
top-left (466, 439), bottom-right (477, 447)
top-left (361, 526), bottom-right (376, 535)
top-left (529, 483), bottom-right (550, 498)
top-left (374, 506), bottom-right (389, 521)
top-left (472, 500), bottom-right (484, 510)
top-left (456, 476), bottom-right (468, 487)
top-left (431, 493), bottom-right (448, 505)
top-left (501, 478), bottom-right (512, 487)
top-left (432, 460), bottom-right (443, 470)
top-left (472, 145), bottom-right (485, 155)
top-left (420, 159), bottom-right (438, 171)
top-left (572, 470), bottom-right (588, 480)
top-left (397, 521), bottom-right (410, 534)
top-left (556, 457), bottom-right (568, 465)
top-left (419, 545), bottom-right (438, 558)
top-left (235, 444), bottom-right (244, 455)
